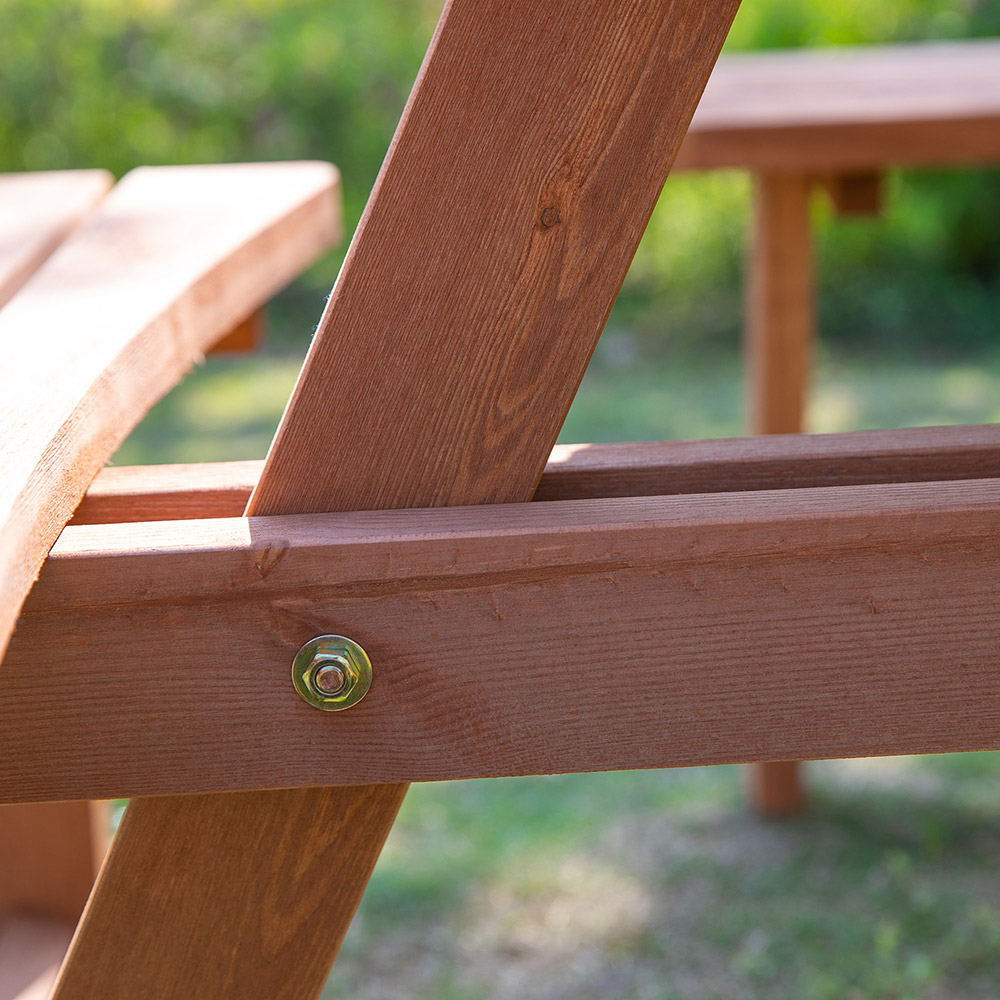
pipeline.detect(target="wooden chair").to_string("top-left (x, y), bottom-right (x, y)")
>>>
top-left (3, 5), bottom-right (1000, 997)
top-left (674, 38), bottom-right (1000, 814)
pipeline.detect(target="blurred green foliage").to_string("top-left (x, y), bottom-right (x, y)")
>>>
top-left (2, 0), bottom-right (998, 357)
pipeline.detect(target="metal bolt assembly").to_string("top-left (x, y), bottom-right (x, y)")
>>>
top-left (292, 635), bottom-right (372, 711)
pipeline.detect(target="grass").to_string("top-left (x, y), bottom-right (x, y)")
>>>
top-left (324, 754), bottom-right (1000, 1000)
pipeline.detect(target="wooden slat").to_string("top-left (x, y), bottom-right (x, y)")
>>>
top-left (0, 166), bottom-right (115, 963)
top-left (676, 39), bottom-right (1000, 172)
top-left (0, 913), bottom-right (74, 1000)
top-left (0, 161), bottom-right (340, 664)
top-left (539, 426), bottom-right (1000, 497)
top-left (0, 170), bottom-right (112, 310)
top-left (50, 787), bottom-right (403, 1000)
top-left (50, 2), bottom-right (741, 997)
top-left (71, 424), bottom-right (1000, 525)
top-left (6, 477), bottom-right (1000, 802)
top-left (249, 0), bottom-right (739, 516)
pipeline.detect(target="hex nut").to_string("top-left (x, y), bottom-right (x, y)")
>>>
top-left (292, 636), bottom-right (372, 711)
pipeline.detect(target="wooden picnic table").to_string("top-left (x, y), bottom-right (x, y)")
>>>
top-left (675, 39), bottom-right (1000, 814)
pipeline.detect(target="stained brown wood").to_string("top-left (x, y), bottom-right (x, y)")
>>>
top-left (50, 3), bottom-right (741, 996)
top-left (250, 0), bottom-right (740, 516)
top-left (820, 171), bottom-right (884, 217)
top-left (745, 171), bottom-right (813, 812)
top-left (0, 913), bottom-right (74, 1000)
top-left (0, 170), bottom-right (117, 945)
top-left (746, 172), bottom-right (812, 437)
top-left (208, 309), bottom-right (266, 354)
top-left (746, 761), bottom-right (806, 818)
top-left (69, 423), bottom-right (1000, 524)
top-left (8, 477), bottom-right (1000, 802)
top-left (50, 787), bottom-right (405, 1000)
top-left (0, 161), bottom-right (340, 664)
top-left (538, 426), bottom-right (1000, 498)
top-left (0, 170), bottom-right (112, 310)
top-left (0, 802), bottom-right (108, 925)
top-left (676, 39), bottom-right (1000, 172)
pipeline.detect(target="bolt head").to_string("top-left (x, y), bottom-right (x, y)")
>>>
top-left (313, 661), bottom-right (347, 695)
top-left (292, 635), bottom-right (372, 711)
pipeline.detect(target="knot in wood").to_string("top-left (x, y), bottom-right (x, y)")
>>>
top-left (539, 206), bottom-right (562, 229)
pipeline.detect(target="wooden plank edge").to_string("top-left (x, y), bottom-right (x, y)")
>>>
top-left (70, 424), bottom-right (1000, 524)
top-left (0, 169), bottom-right (113, 311)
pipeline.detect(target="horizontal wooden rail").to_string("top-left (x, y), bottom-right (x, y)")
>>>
top-left (71, 424), bottom-right (1000, 524)
top-left (5, 477), bottom-right (1000, 803)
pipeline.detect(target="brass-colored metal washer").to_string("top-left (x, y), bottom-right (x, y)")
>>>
top-left (292, 635), bottom-right (372, 711)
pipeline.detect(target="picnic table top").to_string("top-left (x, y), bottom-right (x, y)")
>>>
top-left (675, 38), bottom-right (1000, 172)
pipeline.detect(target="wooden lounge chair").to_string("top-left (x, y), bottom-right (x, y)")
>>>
top-left (2, 6), bottom-right (999, 998)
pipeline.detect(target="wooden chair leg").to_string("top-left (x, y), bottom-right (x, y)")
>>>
top-left (50, 787), bottom-right (406, 1000)
top-left (745, 171), bottom-right (814, 816)
top-left (0, 801), bottom-right (109, 926)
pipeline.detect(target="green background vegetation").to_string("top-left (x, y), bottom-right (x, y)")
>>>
top-left (4, 0), bottom-right (1000, 369)
top-left (11, 0), bottom-right (1000, 995)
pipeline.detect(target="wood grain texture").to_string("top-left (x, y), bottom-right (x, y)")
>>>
top-left (0, 161), bottom-right (340, 664)
top-left (69, 423), bottom-right (1000, 524)
top-left (0, 178), bottom-right (118, 963)
top-left (0, 802), bottom-right (108, 925)
top-left (0, 170), bottom-right (112, 310)
top-left (675, 39), bottom-right (1000, 172)
top-left (50, 787), bottom-right (405, 1000)
top-left (8, 477), bottom-right (1000, 802)
top-left (0, 913), bottom-right (74, 1000)
top-left (50, 4), bottom-right (741, 996)
top-left (250, 0), bottom-right (741, 515)
top-left (746, 172), bottom-right (812, 436)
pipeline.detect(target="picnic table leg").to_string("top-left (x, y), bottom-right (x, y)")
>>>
top-left (745, 171), bottom-right (813, 816)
